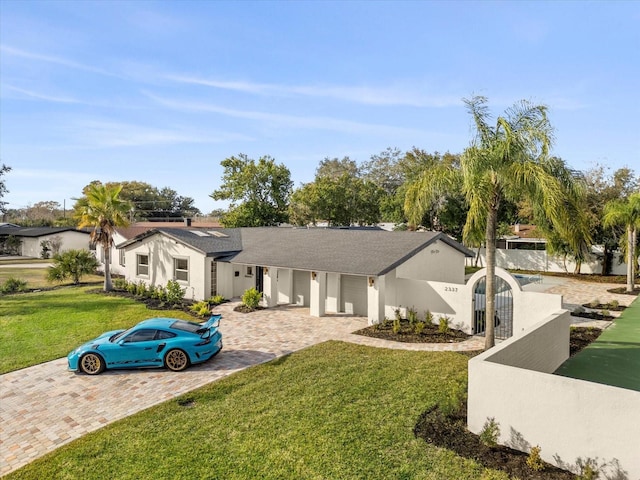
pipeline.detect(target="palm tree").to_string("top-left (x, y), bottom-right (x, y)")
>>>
top-left (75, 184), bottom-right (131, 291)
top-left (406, 96), bottom-right (586, 349)
top-left (603, 192), bottom-right (640, 293)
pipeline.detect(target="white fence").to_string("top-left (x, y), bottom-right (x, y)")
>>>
top-left (468, 312), bottom-right (640, 479)
top-left (467, 248), bottom-right (628, 275)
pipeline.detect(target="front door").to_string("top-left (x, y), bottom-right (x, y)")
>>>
top-left (255, 266), bottom-right (264, 293)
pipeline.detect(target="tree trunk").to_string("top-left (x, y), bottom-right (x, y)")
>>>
top-left (104, 242), bottom-right (113, 292)
top-left (627, 225), bottom-right (634, 293)
top-left (484, 206), bottom-right (498, 350)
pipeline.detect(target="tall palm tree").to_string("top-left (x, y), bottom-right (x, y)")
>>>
top-left (406, 96), bottom-right (586, 349)
top-left (75, 184), bottom-right (131, 291)
top-left (603, 193), bottom-right (640, 293)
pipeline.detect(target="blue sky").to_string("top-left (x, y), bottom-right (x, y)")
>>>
top-left (1, 0), bottom-right (638, 214)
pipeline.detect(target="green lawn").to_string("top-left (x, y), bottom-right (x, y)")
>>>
top-left (556, 295), bottom-right (640, 391)
top-left (0, 266), bottom-right (104, 289)
top-left (6, 342), bottom-right (505, 480)
top-left (0, 286), bottom-right (194, 373)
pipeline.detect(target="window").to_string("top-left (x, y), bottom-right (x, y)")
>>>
top-left (245, 266), bottom-right (253, 277)
top-left (137, 254), bottom-right (149, 276)
top-left (156, 330), bottom-right (177, 340)
top-left (119, 249), bottom-right (126, 266)
top-left (123, 329), bottom-right (157, 343)
top-left (174, 257), bottom-right (189, 282)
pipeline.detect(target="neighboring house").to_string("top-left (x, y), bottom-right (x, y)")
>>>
top-left (119, 227), bottom-right (475, 325)
top-left (497, 224), bottom-right (546, 250)
top-left (0, 225), bottom-right (90, 257)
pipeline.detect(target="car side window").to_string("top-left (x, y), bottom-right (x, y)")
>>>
top-left (156, 330), bottom-right (177, 340)
top-left (124, 329), bottom-right (157, 343)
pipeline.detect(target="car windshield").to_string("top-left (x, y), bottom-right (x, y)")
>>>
top-left (110, 328), bottom-right (133, 342)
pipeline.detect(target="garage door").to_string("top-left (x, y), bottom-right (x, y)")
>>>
top-left (292, 270), bottom-right (310, 306)
top-left (341, 275), bottom-right (368, 316)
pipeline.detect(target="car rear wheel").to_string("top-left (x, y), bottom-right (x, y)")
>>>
top-left (79, 353), bottom-right (105, 375)
top-left (164, 349), bottom-right (189, 372)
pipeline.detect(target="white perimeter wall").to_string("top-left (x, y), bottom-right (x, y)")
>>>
top-left (469, 248), bottom-right (628, 276)
top-left (384, 267), bottom-right (563, 333)
top-left (468, 312), bottom-right (640, 478)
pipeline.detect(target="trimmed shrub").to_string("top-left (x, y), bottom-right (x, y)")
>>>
top-left (0, 276), bottom-right (28, 294)
top-left (165, 280), bottom-right (185, 304)
top-left (241, 287), bottom-right (262, 309)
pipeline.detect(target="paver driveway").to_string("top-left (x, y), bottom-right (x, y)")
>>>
top-left (0, 301), bottom-right (483, 476)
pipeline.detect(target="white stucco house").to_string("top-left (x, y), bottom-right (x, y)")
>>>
top-left (0, 225), bottom-right (90, 257)
top-left (118, 227), bottom-right (478, 325)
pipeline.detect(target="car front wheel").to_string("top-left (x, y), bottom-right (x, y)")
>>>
top-left (79, 353), bottom-right (105, 375)
top-left (164, 349), bottom-right (189, 372)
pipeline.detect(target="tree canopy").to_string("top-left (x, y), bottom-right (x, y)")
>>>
top-left (0, 164), bottom-right (11, 214)
top-left (211, 154), bottom-right (293, 227)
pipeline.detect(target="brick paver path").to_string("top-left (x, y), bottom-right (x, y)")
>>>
top-left (0, 301), bottom-right (483, 476)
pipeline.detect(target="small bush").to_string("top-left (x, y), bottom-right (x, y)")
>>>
top-left (392, 317), bottom-right (401, 334)
top-left (47, 249), bottom-right (99, 284)
top-left (241, 287), bottom-right (262, 309)
top-left (209, 294), bottom-right (226, 305)
top-left (165, 280), bottom-right (185, 304)
top-left (608, 299), bottom-right (619, 309)
top-left (575, 457), bottom-right (600, 480)
top-left (190, 301), bottom-right (211, 317)
top-left (424, 310), bottom-right (433, 324)
top-left (151, 285), bottom-right (167, 301)
top-left (527, 445), bottom-right (544, 471)
top-left (438, 316), bottom-right (450, 334)
top-left (573, 306), bottom-right (585, 315)
top-left (0, 276), bottom-right (28, 294)
top-left (394, 307), bottom-right (402, 321)
top-left (479, 417), bottom-right (500, 447)
top-left (126, 281), bottom-right (137, 294)
top-left (113, 278), bottom-right (128, 290)
top-left (589, 299), bottom-right (600, 309)
top-left (382, 317), bottom-right (390, 328)
top-left (600, 309), bottom-right (610, 317)
top-left (414, 321), bottom-right (425, 335)
top-left (407, 307), bottom-right (418, 326)
top-left (135, 281), bottom-right (148, 297)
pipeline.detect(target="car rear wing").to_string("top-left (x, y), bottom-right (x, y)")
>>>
top-left (196, 315), bottom-right (221, 337)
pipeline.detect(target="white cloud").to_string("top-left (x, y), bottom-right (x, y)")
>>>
top-left (164, 74), bottom-right (462, 108)
top-left (2, 84), bottom-right (81, 104)
top-left (143, 91), bottom-right (426, 137)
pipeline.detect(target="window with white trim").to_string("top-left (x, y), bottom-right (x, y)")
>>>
top-left (174, 257), bottom-right (189, 282)
top-left (136, 254), bottom-right (149, 276)
top-left (245, 266), bottom-right (253, 277)
top-left (119, 249), bottom-right (126, 266)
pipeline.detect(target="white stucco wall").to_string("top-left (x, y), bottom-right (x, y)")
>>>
top-left (124, 235), bottom-right (208, 301)
top-left (468, 312), bottom-right (640, 478)
top-left (97, 231), bottom-right (127, 276)
top-left (396, 240), bottom-right (466, 284)
top-left (470, 248), bottom-right (629, 276)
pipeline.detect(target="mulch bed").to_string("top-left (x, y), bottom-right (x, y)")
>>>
top-left (571, 311), bottom-right (615, 321)
top-left (569, 327), bottom-right (603, 357)
top-left (581, 302), bottom-right (626, 312)
top-left (233, 305), bottom-right (265, 313)
top-left (607, 286), bottom-right (640, 295)
top-left (413, 405), bottom-right (575, 479)
top-left (353, 319), bottom-right (469, 343)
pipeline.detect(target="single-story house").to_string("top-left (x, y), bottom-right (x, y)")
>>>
top-left (0, 225), bottom-right (90, 257)
top-left (118, 227), bottom-right (475, 325)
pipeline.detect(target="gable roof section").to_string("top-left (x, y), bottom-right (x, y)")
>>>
top-left (230, 228), bottom-right (472, 276)
top-left (118, 228), bottom-right (243, 256)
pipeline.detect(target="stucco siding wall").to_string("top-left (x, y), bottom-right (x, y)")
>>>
top-left (471, 248), bottom-right (628, 276)
top-left (468, 312), bottom-right (640, 478)
top-left (216, 262), bottom-right (234, 299)
top-left (19, 232), bottom-right (89, 258)
top-left (395, 240), bottom-right (465, 284)
top-left (124, 236), bottom-right (207, 300)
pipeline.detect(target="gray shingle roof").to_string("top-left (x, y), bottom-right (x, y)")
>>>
top-left (230, 228), bottom-right (472, 276)
top-left (120, 227), bottom-right (473, 276)
top-left (0, 226), bottom-right (89, 237)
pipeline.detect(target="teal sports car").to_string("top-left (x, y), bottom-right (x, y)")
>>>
top-left (67, 315), bottom-right (223, 375)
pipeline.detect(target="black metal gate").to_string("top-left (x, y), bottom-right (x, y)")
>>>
top-left (473, 276), bottom-right (513, 339)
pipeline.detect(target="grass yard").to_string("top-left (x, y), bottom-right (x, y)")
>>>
top-left (0, 266), bottom-right (104, 290)
top-left (0, 286), bottom-right (194, 373)
top-left (6, 342), bottom-right (505, 480)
